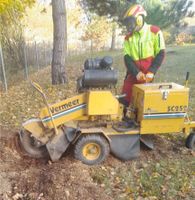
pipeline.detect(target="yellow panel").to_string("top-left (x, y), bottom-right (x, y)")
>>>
top-left (131, 86), bottom-right (145, 122)
top-left (140, 118), bottom-right (185, 134)
top-left (132, 83), bottom-right (189, 122)
top-left (80, 127), bottom-right (140, 136)
top-left (23, 119), bottom-right (45, 137)
top-left (87, 91), bottom-right (119, 115)
top-left (40, 93), bottom-right (87, 128)
top-left (22, 118), bottom-right (53, 143)
top-left (144, 92), bottom-right (189, 114)
top-left (134, 82), bottom-right (188, 92)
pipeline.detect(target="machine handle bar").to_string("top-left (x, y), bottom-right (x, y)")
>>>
top-left (30, 80), bottom-right (44, 95)
top-left (159, 84), bottom-right (172, 89)
top-left (30, 80), bottom-right (58, 135)
top-left (186, 72), bottom-right (190, 81)
top-left (185, 72), bottom-right (190, 87)
top-left (115, 94), bottom-right (126, 99)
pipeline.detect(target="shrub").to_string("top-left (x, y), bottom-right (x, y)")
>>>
top-left (163, 31), bottom-right (172, 45)
top-left (175, 32), bottom-right (193, 45)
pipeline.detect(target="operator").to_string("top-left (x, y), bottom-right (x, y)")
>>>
top-left (122, 4), bottom-right (165, 106)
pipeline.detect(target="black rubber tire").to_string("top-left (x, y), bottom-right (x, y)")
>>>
top-left (185, 132), bottom-right (195, 150)
top-left (74, 134), bottom-right (110, 165)
top-left (19, 130), bottom-right (49, 158)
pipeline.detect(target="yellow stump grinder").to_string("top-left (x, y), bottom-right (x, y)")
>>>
top-left (19, 56), bottom-right (195, 165)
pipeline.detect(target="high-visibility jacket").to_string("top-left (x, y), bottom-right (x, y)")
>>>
top-left (122, 23), bottom-right (165, 105)
top-left (124, 23), bottom-right (165, 73)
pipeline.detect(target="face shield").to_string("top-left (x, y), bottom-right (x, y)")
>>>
top-left (123, 16), bottom-right (137, 33)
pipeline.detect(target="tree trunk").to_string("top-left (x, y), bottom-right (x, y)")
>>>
top-left (90, 40), bottom-right (93, 53)
top-left (51, 0), bottom-right (67, 85)
top-left (110, 25), bottom-right (116, 51)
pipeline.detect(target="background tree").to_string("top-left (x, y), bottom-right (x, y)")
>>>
top-left (141, 0), bottom-right (194, 29)
top-left (51, 0), bottom-right (67, 85)
top-left (81, 15), bottom-right (112, 51)
top-left (110, 22), bottom-right (117, 50)
top-left (81, 0), bottom-right (129, 49)
top-left (0, 0), bottom-right (35, 74)
top-left (0, 0), bottom-right (34, 15)
top-left (67, 2), bottom-right (85, 52)
top-left (83, 0), bottom-right (194, 29)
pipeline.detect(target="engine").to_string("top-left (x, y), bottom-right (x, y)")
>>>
top-left (77, 56), bottom-right (118, 91)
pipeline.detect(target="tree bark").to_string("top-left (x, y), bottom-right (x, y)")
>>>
top-left (110, 25), bottom-right (116, 51)
top-left (51, 0), bottom-right (67, 85)
top-left (90, 40), bottom-right (93, 53)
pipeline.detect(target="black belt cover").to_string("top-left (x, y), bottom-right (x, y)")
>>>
top-left (109, 134), bottom-right (140, 161)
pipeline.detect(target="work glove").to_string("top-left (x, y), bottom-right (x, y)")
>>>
top-left (146, 72), bottom-right (154, 83)
top-left (136, 71), bottom-right (146, 82)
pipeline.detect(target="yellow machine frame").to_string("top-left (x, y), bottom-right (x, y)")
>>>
top-left (20, 80), bottom-right (195, 164)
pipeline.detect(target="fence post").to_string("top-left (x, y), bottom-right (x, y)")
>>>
top-left (44, 42), bottom-right (47, 67)
top-left (35, 41), bottom-right (40, 71)
top-left (0, 42), bottom-right (8, 92)
top-left (23, 43), bottom-right (28, 79)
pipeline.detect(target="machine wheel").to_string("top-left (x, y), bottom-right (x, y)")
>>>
top-left (185, 132), bottom-right (195, 150)
top-left (19, 130), bottom-right (49, 158)
top-left (74, 134), bottom-right (110, 165)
